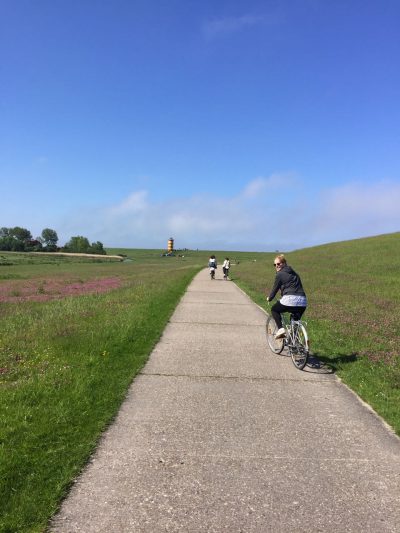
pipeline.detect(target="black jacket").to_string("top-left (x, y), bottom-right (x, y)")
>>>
top-left (268, 265), bottom-right (306, 301)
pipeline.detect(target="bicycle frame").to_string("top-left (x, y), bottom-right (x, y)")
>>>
top-left (266, 302), bottom-right (309, 370)
top-left (282, 314), bottom-right (304, 346)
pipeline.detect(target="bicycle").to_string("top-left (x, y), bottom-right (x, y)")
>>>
top-left (265, 302), bottom-right (310, 370)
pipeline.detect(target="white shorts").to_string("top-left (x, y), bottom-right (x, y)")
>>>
top-left (280, 295), bottom-right (307, 307)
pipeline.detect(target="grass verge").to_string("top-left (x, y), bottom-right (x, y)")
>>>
top-left (0, 260), bottom-right (200, 532)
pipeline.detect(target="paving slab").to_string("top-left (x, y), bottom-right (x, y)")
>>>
top-left (51, 268), bottom-right (400, 532)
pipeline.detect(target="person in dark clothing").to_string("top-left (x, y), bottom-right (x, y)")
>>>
top-left (266, 254), bottom-right (307, 339)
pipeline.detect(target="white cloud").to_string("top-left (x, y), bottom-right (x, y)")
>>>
top-left (107, 190), bottom-right (148, 216)
top-left (59, 184), bottom-right (265, 250)
top-left (57, 177), bottom-right (400, 251)
top-left (266, 178), bottom-right (400, 249)
top-left (311, 180), bottom-right (400, 242)
top-left (324, 180), bottom-right (400, 217)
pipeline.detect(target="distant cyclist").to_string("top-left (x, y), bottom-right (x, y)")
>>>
top-left (266, 254), bottom-right (307, 339)
top-left (222, 257), bottom-right (230, 280)
top-left (208, 255), bottom-right (217, 279)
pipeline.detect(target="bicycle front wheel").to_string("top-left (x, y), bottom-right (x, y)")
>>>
top-left (291, 323), bottom-right (309, 370)
top-left (266, 315), bottom-right (284, 354)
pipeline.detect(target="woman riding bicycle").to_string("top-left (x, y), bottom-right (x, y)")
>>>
top-left (266, 254), bottom-right (307, 339)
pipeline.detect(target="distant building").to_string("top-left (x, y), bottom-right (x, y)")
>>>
top-left (167, 237), bottom-right (174, 253)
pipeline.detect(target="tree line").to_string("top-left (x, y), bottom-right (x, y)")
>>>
top-left (0, 227), bottom-right (106, 255)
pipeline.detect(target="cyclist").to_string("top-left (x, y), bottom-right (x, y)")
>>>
top-left (222, 257), bottom-right (230, 280)
top-left (266, 254), bottom-right (307, 339)
top-left (208, 255), bottom-right (217, 279)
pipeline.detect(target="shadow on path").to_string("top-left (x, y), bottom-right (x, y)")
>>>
top-left (269, 350), bottom-right (334, 374)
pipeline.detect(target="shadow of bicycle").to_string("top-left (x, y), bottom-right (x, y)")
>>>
top-left (304, 354), bottom-right (333, 374)
top-left (274, 349), bottom-right (333, 374)
top-left (305, 352), bottom-right (358, 374)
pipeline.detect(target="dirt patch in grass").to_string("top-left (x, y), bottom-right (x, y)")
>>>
top-left (0, 277), bottom-right (122, 302)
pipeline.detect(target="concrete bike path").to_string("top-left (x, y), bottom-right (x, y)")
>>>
top-left (51, 268), bottom-right (400, 532)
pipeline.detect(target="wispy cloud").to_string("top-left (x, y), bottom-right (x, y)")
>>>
top-left (242, 173), bottom-right (295, 198)
top-left (57, 177), bottom-right (400, 251)
top-left (107, 190), bottom-right (148, 216)
top-left (203, 14), bottom-right (265, 40)
top-left (310, 180), bottom-right (400, 242)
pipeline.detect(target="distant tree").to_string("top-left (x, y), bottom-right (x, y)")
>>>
top-left (64, 236), bottom-right (91, 253)
top-left (0, 236), bottom-right (14, 250)
top-left (41, 228), bottom-right (58, 250)
top-left (2, 237), bottom-right (25, 251)
top-left (0, 227), bottom-right (32, 251)
top-left (0, 228), bottom-right (12, 250)
top-left (10, 227), bottom-right (32, 242)
top-left (88, 241), bottom-right (106, 255)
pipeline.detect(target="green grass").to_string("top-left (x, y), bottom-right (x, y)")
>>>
top-left (0, 252), bottom-right (121, 268)
top-left (0, 255), bottom-right (203, 532)
top-left (0, 248), bottom-right (264, 532)
top-left (232, 232), bottom-right (400, 436)
top-left (1, 237), bottom-right (400, 531)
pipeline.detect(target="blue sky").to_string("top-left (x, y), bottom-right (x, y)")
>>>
top-left (1, 0), bottom-right (399, 251)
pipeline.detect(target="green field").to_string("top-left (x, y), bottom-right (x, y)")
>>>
top-left (0, 248), bottom-right (262, 532)
top-left (1, 236), bottom-right (399, 531)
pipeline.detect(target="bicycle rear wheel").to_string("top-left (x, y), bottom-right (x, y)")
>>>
top-left (266, 315), bottom-right (284, 354)
top-left (290, 323), bottom-right (309, 370)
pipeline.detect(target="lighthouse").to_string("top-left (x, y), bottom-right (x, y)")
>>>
top-left (167, 237), bottom-right (174, 253)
